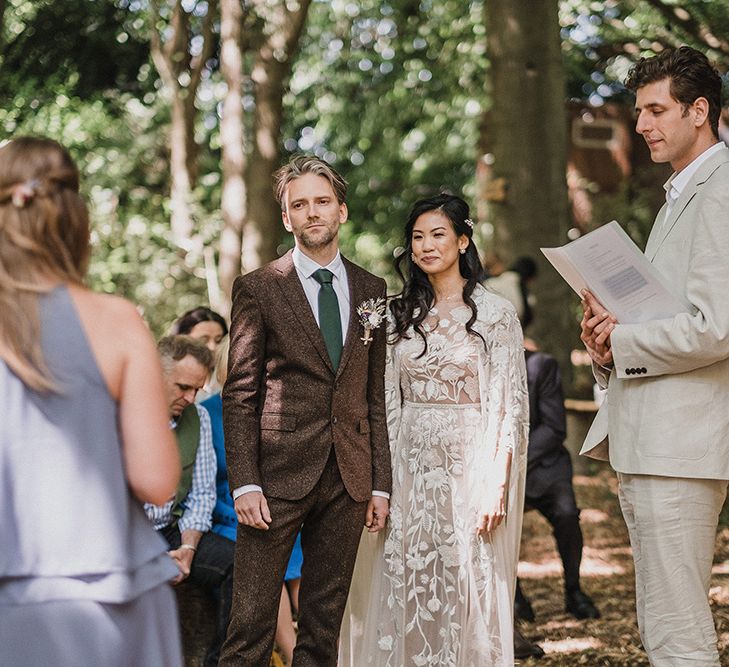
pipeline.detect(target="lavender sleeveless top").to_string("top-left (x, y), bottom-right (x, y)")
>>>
top-left (0, 286), bottom-right (177, 604)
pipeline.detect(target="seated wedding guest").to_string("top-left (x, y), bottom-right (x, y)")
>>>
top-left (0, 136), bottom-right (183, 666)
top-left (201, 339), bottom-right (303, 665)
top-left (148, 336), bottom-right (235, 667)
top-left (172, 306), bottom-right (228, 400)
top-left (171, 306), bottom-right (228, 352)
top-left (516, 348), bottom-right (600, 622)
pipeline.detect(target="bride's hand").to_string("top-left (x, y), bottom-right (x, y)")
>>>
top-left (476, 484), bottom-right (507, 536)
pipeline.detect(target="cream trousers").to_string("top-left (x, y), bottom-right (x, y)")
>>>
top-left (617, 473), bottom-right (727, 666)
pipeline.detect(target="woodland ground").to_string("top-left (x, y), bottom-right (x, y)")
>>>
top-left (179, 464), bottom-right (729, 666)
top-left (516, 466), bottom-right (729, 666)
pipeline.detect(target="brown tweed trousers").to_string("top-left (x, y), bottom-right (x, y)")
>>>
top-left (219, 250), bottom-right (391, 667)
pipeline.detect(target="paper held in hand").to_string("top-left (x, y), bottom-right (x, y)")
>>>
top-left (541, 221), bottom-right (690, 324)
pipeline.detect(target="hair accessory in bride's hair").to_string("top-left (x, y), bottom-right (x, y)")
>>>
top-left (464, 218), bottom-right (474, 228)
top-left (357, 297), bottom-right (387, 346)
top-left (10, 179), bottom-right (39, 208)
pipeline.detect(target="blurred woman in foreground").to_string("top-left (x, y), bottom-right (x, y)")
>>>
top-left (0, 136), bottom-right (183, 666)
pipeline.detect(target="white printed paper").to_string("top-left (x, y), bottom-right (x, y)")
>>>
top-left (541, 221), bottom-right (689, 323)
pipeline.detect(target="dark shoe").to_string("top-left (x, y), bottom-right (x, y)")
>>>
top-left (514, 626), bottom-right (545, 660)
top-left (514, 583), bottom-right (535, 622)
top-left (565, 589), bottom-right (601, 619)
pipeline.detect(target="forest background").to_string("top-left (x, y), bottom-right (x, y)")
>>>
top-left (2, 0), bottom-right (729, 396)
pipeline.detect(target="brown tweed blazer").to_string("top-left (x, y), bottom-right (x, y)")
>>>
top-left (222, 250), bottom-right (391, 503)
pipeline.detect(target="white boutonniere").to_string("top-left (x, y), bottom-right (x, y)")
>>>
top-left (357, 297), bottom-right (386, 345)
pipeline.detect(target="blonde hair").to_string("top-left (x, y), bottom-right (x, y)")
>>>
top-left (213, 336), bottom-right (230, 387)
top-left (0, 136), bottom-right (91, 392)
top-left (273, 154), bottom-right (348, 210)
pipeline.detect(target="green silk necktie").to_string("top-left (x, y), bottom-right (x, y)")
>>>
top-left (312, 268), bottom-right (343, 370)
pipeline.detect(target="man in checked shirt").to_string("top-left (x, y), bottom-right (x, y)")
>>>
top-left (145, 335), bottom-right (235, 667)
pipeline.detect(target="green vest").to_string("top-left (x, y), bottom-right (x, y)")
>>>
top-left (171, 404), bottom-right (201, 521)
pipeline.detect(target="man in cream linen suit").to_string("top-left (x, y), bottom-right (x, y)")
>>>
top-left (580, 46), bottom-right (729, 666)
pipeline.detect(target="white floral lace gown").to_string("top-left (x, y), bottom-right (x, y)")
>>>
top-left (341, 286), bottom-right (529, 667)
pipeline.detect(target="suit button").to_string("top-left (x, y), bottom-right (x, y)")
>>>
top-left (332, 416), bottom-right (338, 425)
top-left (625, 368), bottom-right (632, 375)
top-left (640, 367), bottom-right (647, 374)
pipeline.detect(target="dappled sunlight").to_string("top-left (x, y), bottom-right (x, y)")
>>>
top-left (518, 556), bottom-right (564, 578)
top-left (580, 507), bottom-right (610, 523)
top-left (541, 636), bottom-right (603, 654)
top-left (710, 583), bottom-right (729, 605)
top-left (515, 470), bottom-right (729, 665)
top-left (541, 618), bottom-right (586, 632)
top-left (580, 554), bottom-right (627, 577)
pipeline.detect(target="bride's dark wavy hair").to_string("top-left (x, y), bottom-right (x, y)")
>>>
top-left (390, 193), bottom-right (486, 357)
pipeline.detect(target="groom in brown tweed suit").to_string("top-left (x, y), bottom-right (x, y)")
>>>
top-left (219, 155), bottom-right (391, 667)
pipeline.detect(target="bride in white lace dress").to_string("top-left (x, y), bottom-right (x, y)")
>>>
top-left (340, 194), bottom-right (529, 666)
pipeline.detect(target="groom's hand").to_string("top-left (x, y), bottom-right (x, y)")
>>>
top-left (234, 491), bottom-right (272, 530)
top-left (365, 496), bottom-right (389, 533)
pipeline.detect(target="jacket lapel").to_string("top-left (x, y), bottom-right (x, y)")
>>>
top-left (646, 148), bottom-right (729, 262)
top-left (335, 257), bottom-right (362, 379)
top-left (645, 189), bottom-right (696, 262)
top-left (643, 202), bottom-right (668, 260)
top-left (274, 252), bottom-right (334, 372)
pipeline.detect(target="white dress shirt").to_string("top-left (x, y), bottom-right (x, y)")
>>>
top-left (291, 245), bottom-right (351, 342)
top-left (233, 246), bottom-right (389, 501)
top-left (663, 141), bottom-right (726, 218)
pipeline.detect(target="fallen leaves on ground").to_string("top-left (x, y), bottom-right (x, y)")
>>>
top-left (516, 465), bottom-right (729, 666)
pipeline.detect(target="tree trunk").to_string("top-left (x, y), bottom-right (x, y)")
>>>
top-left (243, 56), bottom-right (286, 271)
top-left (217, 0), bottom-right (247, 317)
top-left (169, 93), bottom-right (195, 244)
top-left (149, 0), bottom-right (215, 247)
top-left (0, 0), bottom-right (6, 47)
top-left (241, 0), bottom-right (313, 272)
top-left (482, 0), bottom-right (575, 381)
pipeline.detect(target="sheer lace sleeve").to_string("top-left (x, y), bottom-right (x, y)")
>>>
top-left (482, 305), bottom-right (529, 462)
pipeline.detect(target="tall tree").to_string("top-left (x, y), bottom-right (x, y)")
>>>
top-left (241, 0), bottom-right (313, 272)
top-left (149, 0), bottom-right (216, 245)
top-left (217, 0), bottom-right (247, 316)
top-left (482, 0), bottom-right (574, 373)
top-left (215, 0), bottom-right (313, 315)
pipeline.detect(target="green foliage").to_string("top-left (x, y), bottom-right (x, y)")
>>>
top-left (560, 0), bottom-right (729, 107)
top-left (1, 0), bottom-right (222, 335)
top-left (3, 0), bottom-right (729, 329)
top-left (284, 0), bottom-right (487, 286)
top-left (1, 0), bottom-right (150, 113)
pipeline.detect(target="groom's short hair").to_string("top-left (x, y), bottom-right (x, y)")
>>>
top-left (274, 155), bottom-right (348, 210)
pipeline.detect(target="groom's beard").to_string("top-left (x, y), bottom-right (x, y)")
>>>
top-left (298, 220), bottom-right (338, 250)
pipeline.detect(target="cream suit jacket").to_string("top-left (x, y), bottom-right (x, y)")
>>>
top-left (582, 146), bottom-right (729, 479)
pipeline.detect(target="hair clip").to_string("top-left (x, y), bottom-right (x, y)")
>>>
top-left (464, 218), bottom-right (474, 228)
top-left (10, 179), bottom-right (39, 208)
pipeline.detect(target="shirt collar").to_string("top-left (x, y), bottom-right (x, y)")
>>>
top-left (292, 245), bottom-right (345, 282)
top-left (664, 141), bottom-right (726, 203)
